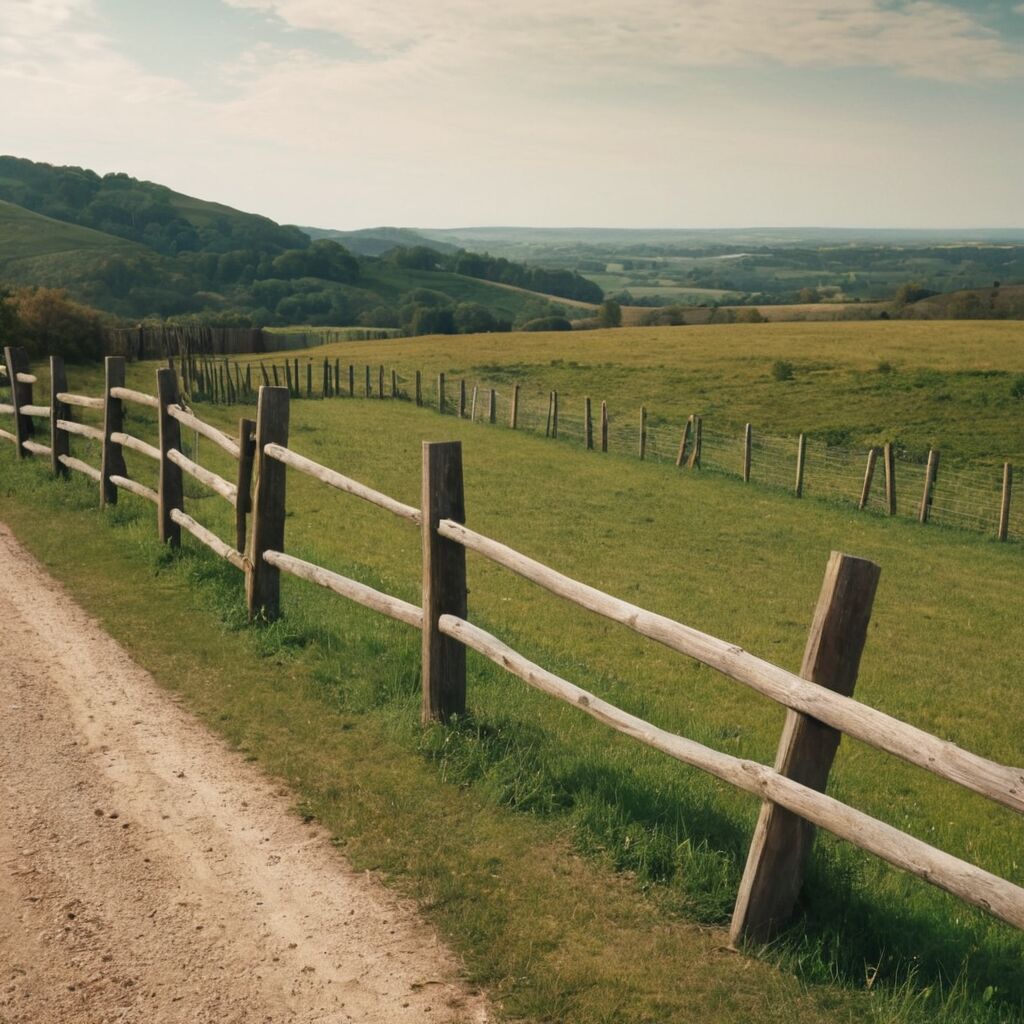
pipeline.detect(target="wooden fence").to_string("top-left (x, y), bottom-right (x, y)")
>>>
top-left (193, 354), bottom-right (1020, 544)
top-left (2, 345), bottom-right (1023, 948)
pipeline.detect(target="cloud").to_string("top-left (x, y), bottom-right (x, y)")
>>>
top-left (223, 0), bottom-right (1024, 82)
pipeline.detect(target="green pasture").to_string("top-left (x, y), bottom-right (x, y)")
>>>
top-left (1, 350), bottom-right (1022, 1023)
top-left (288, 320), bottom-right (1024, 467)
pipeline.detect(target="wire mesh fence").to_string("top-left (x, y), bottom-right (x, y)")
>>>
top-left (209, 355), bottom-right (1022, 545)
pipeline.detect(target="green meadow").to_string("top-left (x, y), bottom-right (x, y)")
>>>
top-left (282, 320), bottom-right (1024, 467)
top-left (1, 326), bottom-right (1022, 1023)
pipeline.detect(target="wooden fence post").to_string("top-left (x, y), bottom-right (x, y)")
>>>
top-left (379, 365), bottom-right (385, 400)
top-left (545, 392), bottom-right (553, 436)
top-left (730, 551), bottom-right (881, 945)
top-left (794, 432), bottom-right (807, 498)
top-left (235, 417), bottom-right (257, 553)
top-left (349, 364), bottom-right (355, 397)
top-left (919, 449), bottom-right (939, 524)
top-left (687, 415), bottom-right (702, 469)
top-left (488, 388), bottom-right (496, 424)
top-left (50, 355), bottom-right (69, 477)
top-left (884, 442), bottom-right (897, 515)
top-left (3, 346), bottom-right (33, 458)
top-left (510, 384), bottom-right (520, 429)
top-left (421, 441), bottom-right (467, 723)
top-left (675, 417), bottom-right (691, 468)
top-left (101, 356), bottom-right (127, 506)
top-left (365, 365), bottom-right (371, 397)
top-left (585, 397), bottom-right (593, 450)
top-left (156, 367), bottom-right (184, 547)
top-left (600, 400), bottom-right (609, 452)
top-left (247, 386), bottom-right (290, 621)
top-left (743, 423), bottom-right (752, 483)
top-left (552, 391), bottom-right (558, 438)
top-left (322, 359), bottom-right (330, 398)
top-left (859, 448), bottom-right (878, 510)
top-left (415, 370), bottom-right (422, 406)
top-left (392, 368), bottom-right (398, 398)
top-left (470, 384), bottom-right (478, 421)
top-left (459, 379), bottom-right (467, 418)
top-left (305, 361), bottom-right (312, 398)
top-left (639, 406), bottom-right (647, 460)
top-left (998, 462), bottom-right (1012, 541)
top-left (438, 373), bottom-right (446, 414)
top-left (334, 359), bottom-right (340, 395)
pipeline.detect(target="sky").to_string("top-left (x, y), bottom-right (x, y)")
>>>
top-left (0, 0), bottom-right (1022, 230)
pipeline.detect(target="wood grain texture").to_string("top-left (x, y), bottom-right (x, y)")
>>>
top-left (730, 552), bottom-right (881, 944)
top-left (859, 447), bottom-right (878, 510)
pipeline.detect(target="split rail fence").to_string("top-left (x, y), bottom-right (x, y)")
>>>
top-left (2, 345), bottom-right (1023, 948)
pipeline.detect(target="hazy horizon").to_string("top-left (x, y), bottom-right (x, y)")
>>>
top-left (2, 1), bottom-right (1022, 231)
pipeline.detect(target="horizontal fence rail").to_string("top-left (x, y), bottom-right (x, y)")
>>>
top-left (2, 349), bottom-right (1022, 957)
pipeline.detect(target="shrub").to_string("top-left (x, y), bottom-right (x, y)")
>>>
top-left (3, 286), bottom-right (108, 362)
top-left (1011, 375), bottom-right (1024, 400)
top-left (771, 359), bottom-right (795, 382)
top-left (520, 316), bottom-right (573, 332)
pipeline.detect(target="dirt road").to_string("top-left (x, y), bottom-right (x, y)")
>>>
top-left (0, 522), bottom-right (490, 1023)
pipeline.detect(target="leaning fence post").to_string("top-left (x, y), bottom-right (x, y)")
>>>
top-left (919, 449), bottom-right (939, 524)
top-left (998, 462), bottom-right (1012, 541)
top-left (687, 415), bottom-right (702, 469)
top-left (730, 550), bottom-right (881, 945)
top-left (247, 386), bottom-right (290, 621)
top-left (859, 447), bottom-right (878, 510)
top-left (742, 423), bottom-right (752, 483)
top-left (50, 355), bottom-right (69, 477)
top-left (794, 432), bottom-right (807, 498)
top-left (3, 346), bottom-right (33, 458)
top-left (884, 442), bottom-right (897, 515)
top-left (101, 356), bottom-right (127, 506)
top-left (156, 367), bottom-right (183, 547)
top-left (552, 391), bottom-right (559, 438)
top-left (421, 441), bottom-right (467, 723)
top-left (235, 417), bottom-right (257, 553)
top-left (510, 384), bottom-right (520, 429)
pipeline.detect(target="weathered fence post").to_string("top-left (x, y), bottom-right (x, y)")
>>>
top-left (156, 367), bottom-right (184, 547)
top-left (101, 356), bottom-right (127, 506)
top-left (3, 346), bottom-right (33, 457)
top-left (392, 368), bottom-right (398, 399)
top-left (348, 364), bottom-right (355, 397)
top-left (639, 405), bottom-right (647, 460)
top-left (306, 361), bottom-right (313, 398)
top-left (470, 384), bottom-right (478, 421)
top-left (334, 359), bottom-right (340, 395)
top-left (510, 384), bottom-right (520, 429)
top-left (730, 550), bottom-right (881, 945)
top-left (459, 379), bottom-right (467, 418)
top-left (488, 388), bottom-right (496, 424)
top-left (235, 417), bottom-right (257, 553)
top-left (794, 432), bottom-right (807, 498)
top-left (552, 391), bottom-right (558, 438)
top-left (438, 373), bottom-right (446, 414)
top-left (998, 463), bottom-right (1012, 541)
top-left (600, 400), bottom-right (608, 452)
top-left (415, 370), bottom-right (422, 406)
top-left (585, 397), bottom-right (593, 450)
top-left (859, 447), bottom-right (878, 510)
top-left (545, 392), bottom-right (553, 437)
top-left (743, 423), bottom-right (752, 483)
top-left (687, 415), bottom-right (702, 469)
top-left (50, 355), bottom-right (69, 477)
top-left (421, 441), bottom-right (467, 723)
top-left (378, 365), bottom-right (385, 400)
top-left (247, 386), bottom-right (290, 621)
top-left (884, 442), bottom-right (897, 515)
top-left (323, 359), bottom-right (330, 398)
top-left (365, 365), bottom-right (371, 398)
top-left (919, 449), bottom-right (939, 524)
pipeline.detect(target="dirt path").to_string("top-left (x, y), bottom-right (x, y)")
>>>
top-left (0, 522), bottom-right (490, 1024)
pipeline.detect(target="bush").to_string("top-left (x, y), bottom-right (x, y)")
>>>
top-left (2, 286), bottom-right (108, 362)
top-left (1011, 375), bottom-right (1024, 400)
top-left (771, 359), bottom-right (795, 382)
top-left (520, 316), bottom-right (573, 332)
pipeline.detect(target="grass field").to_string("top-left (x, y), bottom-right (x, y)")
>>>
top-left (1, 343), bottom-right (1022, 1023)
top-left (281, 320), bottom-right (1024, 467)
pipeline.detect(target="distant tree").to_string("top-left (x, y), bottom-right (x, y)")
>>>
top-left (893, 281), bottom-right (937, 306)
top-left (597, 299), bottom-right (622, 328)
top-left (454, 302), bottom-right (499, 334)
top-left (735, 307), bottom-right (766, 323)
top-left (520, 315), bottom-right (572, 332)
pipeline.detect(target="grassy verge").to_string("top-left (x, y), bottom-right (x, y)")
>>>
top-left (1, 361), bottom-right (1022, 1022)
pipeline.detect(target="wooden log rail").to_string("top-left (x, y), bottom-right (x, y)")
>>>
top-left (167, 448), bottom-right (238, 505)
top-left (110, 431), bottom-right (160, 461)
top-left (436, 519), bottom-right (1024, 815)
top-left (438, 614), bottom-right (1024, 932)
top-left (110, 475), bottom-right (158, 505)
top-left (263, 550), bottom-right (422, 629)
top-left (58, 454), bottom-right (101, 482)
top-left (110, 385), bottom-right (160, 410)
top-left (57, 391), bottom-right (104, 410)
top-left (170, 508), bottom-right (245, 571)
top-left (57, 420), bottom-right (104, 443)
top-left (263, 443), bottom-right (421, 524)
top-left (167, 405), bottom-right (241, 458)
